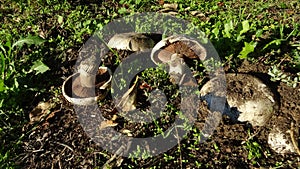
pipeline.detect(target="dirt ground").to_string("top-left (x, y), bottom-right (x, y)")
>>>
top-left (17, 40), bottom-right (300, 169)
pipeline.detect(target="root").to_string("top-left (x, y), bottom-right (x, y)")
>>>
top-left (290, 122), bottom-right (300, 156)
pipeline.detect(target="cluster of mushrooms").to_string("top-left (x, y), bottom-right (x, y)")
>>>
top-left (62, 32), bottom-right (298, 155)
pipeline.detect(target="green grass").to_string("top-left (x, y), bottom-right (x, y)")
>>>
top-left (0, 0), bottom-right (299, 168)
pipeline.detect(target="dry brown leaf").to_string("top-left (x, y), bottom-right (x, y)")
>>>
top-left (158, 0), bottom-right (164, 5)
top-left (117, 76), bottom-right (139, 112)
top-left (29, 101), bottom-right (53, 123)
top-left (99, 120), bottom-right (118, 130)
top-left (163, 3), bottom-right (178, 10)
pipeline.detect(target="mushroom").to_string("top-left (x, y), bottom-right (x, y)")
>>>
top-left (150, 35), bottom-right (207, 84)
top-left (200, 73), bottom-right (278, 126)
top-left (268, 126), bottom-right (297, 154)
top-left (62, 67), bottom-right (112, 105)
top-left (107, 32), bottom-right (155, 52)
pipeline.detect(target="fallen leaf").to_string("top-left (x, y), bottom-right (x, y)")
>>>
top-left (120, 129), bottom-right (131, 134)
top-left (139, 82), bottom-right (152, 90)
top-left (217, 2), bottom-right (224, 7)
top-left (117, 76), bottom-right (139, 112)
top-left (158, 0), bottom-right (164, 5)
top-left (163, 3), bottom-right (178, 10)
top-left (29, 101), bottom-right (53, 123)
top-left (99, 120), bottom-right (118, 130)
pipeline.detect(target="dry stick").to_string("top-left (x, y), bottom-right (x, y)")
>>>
top-left (290, 122), bottom-right (300, 156)
top-left (241, 127), bottom-right (262, 145)
top-left (54, 141), bottom-right (74, 152)
top-left (102, 141), bottom-right (132, 169)
top-left (58, 156), bottom-right (62, 169)
top-left (102, 148), bottom-right (121, 169)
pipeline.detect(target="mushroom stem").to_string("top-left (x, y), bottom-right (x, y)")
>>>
top-left (168, 53), bottom-right (185, 75)
top-left (78, 70), bottom-right (96, 88)
top-left (167, 53), bottom-right (186, 84)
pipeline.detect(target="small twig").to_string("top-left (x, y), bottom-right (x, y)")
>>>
top-left (290, 122), bottom-right (300, 156)
top-left (54, 141), bottom-right (74, 152)
top-left (102, 146), bottom-right (125, 169)
top-left (241, 127), bottom-right (262, 145)
top-left (32, 149), bottom-right (44, 153)
top-left (58, 156), bottom-right (62, 169)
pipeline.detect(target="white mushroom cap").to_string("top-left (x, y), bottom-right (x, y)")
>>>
top-left (268, 126), bottom-right (296, 154)
top-left (107, 32), bottom-right (154, 52)
top-left (200, 73), bottom-right (277, 126)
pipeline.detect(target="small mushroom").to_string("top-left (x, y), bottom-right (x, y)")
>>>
top-left (150, 35), bottom-right (207, 84)
top-left (268, 116), bottom-right (300, 155)
top-left (268, 126), bottom-right (296, 154)
top-left (62, 67), bottom-right (112, 105)
top-left (107, 33), bottom-right (155, 52)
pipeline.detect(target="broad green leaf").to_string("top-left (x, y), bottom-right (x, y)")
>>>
top-left (12, 35), bottom-right (46, 49)
top-left (5, 41), bottom-right (11, 48)
top-left (239, 20), bottom-right (250, 35)
top-left (239, 41), bottom-right (257, 59)
top-left (236, 34), bottom-right (245, 42)
top-left (224, 20), bottom-right (233, 38)
top-left (255, 29), bottom-right (263, 38)
top-left (57, 15), bottom-right (63, 24)
top-left (136, 0), bottom-right (142, 5)
top-left (30, 60), bottom-right (50, 75)
top-left (212, 27), bottom-right (220, 38)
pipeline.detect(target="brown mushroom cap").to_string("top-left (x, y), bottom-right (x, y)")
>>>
top-left (151, 35), bottom-right (207, 65)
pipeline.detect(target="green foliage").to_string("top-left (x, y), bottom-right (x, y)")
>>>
top-left (238, 41), bottom-right (257, 59)
top-left (244, 130), bottom-right (264, 165)
top-left (268, 65), bottom-right (300, 88)
top-left (1, 0), bottom-right (300, 168)
top-left (119, 0), bottom-right (153, 13)
top-left (12, 35), bottom-right (45, 48)
top-left (0, 149), bottom-right (15, 169)
top-left (29, 60), bottom-right (50, 75)
top-left (0, 33), bottom-right (49, 167)
top-left (0, 35), bottom-right (48, 109)
top-left (245, 139), bottom-right (263, 165)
